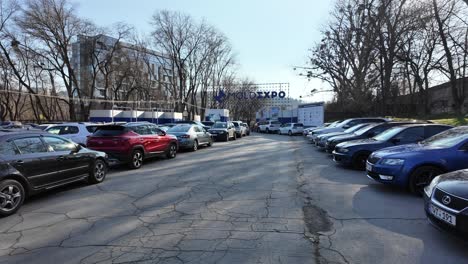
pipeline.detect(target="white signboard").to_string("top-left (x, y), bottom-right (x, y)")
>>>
top-left (297, 103), bottom-right (324, 127)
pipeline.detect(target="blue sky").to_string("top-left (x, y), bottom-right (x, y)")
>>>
top-left (73, 0), bottom-right (334, 102)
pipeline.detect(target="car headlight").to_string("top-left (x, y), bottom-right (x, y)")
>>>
top-left (338, 147), bottom-right (349, 153)
top-left (424, 176), bottom-right (441, 197)
top-left (380, 158), bottom-right (405, 166)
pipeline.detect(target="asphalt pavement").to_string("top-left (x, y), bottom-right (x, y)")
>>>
top-left (0, 133), bottom-right (467, 264)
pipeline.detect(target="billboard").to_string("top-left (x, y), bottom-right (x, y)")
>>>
top-left (297, 102), bottom-right (324, 127)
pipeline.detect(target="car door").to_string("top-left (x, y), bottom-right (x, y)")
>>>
top-left (132, 125), bottom-right (154, 154)
top-left (8, 136), bottom-right (61, 188)
top-left (200, 125), bottom-right (210, 143)
top-left (42, 136), bottom-right (90, 181)
top-left (146, 125), bottom-right (169, 153)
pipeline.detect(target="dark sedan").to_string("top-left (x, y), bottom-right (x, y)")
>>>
top-left (167, 124), bottom-right (213, 151)
top-left (313, 123), bottom-right (371, 148)
top-left (325, 122), bottom-right (417, 153)
top-left (0, 129), bottom-right (108, 217)
top-left (424, 169), bottom-right (468, 237)
top-left (333, 124), bottom-right (452, 170)
top-left (208, 122), bottom-right (236, 141)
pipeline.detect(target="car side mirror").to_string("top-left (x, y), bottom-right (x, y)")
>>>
top-left (159, 131), bottom-right (166, 136)
top-left (343, 125), bottom-right (350, 129)
top-left (72, 144), bottom-right (82, 154)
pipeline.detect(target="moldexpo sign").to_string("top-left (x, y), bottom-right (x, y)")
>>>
top-left (214, 90), bottom-right (287, 104)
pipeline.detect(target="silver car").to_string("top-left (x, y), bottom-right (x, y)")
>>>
top-left (167, 124), bottom-right (213, 151)
top-left (232, 121), bottom-right (246, 138)
top-left (241, 123), bottom-right (250, 136)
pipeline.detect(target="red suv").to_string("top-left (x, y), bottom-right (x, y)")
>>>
top-left (87, 123), bottom-right (178, 169)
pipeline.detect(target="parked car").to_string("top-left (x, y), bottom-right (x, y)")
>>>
top-left (424, 169), bottom-right (468, 237)
top-left (0, 129), bottom-right (108, 217)
top-left (0, 121), bottom-right (23, 129)
top-left (258, 120), bottom-right (282, 134)
top-left (167, 124), bottom-right (213, 151)
top-left (304, 121), bottom-right (341, 136)
top-left (278, 123), bottom-right (304, 136)
top-left (208, 122), bottom-right (236, 141)
top-left (160, 123), bottom-right (177, 128)
top-left (241, 123), bottom-right (251, 136)
top-left (366, 126), bottom-right (468, 195)
top-left (313, 123), bottom-right (371, 146)
top-left (87, 122), bottom-right (178, 169)
top-left (201, 121), bottom-right (215, 128)
top-left (325, 122), bottom-right (417, 153)
top-left (46, 123), bottom-right (102, 146)
top-left (232, 121), bottom-right (246, 138)
top-left (309, 117), bottom-right (389, 141)
top-left (157, 125), bottom-right (171, 132)
top-left (174, 120), bottom-right (210, 130)
top-left (333, 124), bottom-right (452, 170)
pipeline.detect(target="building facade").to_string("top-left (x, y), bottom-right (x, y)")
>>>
top-left (71, 34), bottom-right (175, 111)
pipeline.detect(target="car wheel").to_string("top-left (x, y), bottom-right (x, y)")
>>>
top-left (166, 143), bottom-right (177, 159)
top-left (129, 149), bottom-right (144, 169)
top-left (409, 166), bottom-right (443, 196)
top-left (192, 140), bottom-right (198, 151)
top-left (352, 153), bottom-right (369, 170)
top-left (288, 130), bottom-right (292, 136)
top-left (88, 159), bottom-right (107, 184)
top-left (0, 179), bottom-right (25, 217)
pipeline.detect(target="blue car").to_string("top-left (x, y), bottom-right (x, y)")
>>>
top-left (333, 124), bottom-right (452, 169)
top-left (366, 126), bottom-right (468, 195)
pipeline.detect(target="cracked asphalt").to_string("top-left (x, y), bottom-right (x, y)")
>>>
top-left (0, 133), bottom-right (467, 264)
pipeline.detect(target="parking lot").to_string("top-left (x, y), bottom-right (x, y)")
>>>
top-left (0, 133), bottom-right (467, 264)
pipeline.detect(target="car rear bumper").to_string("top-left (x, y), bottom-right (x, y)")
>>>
top-left (210, 133), bottom-right (228, 140)
top-left (177, 138), bottom-right (196, 149)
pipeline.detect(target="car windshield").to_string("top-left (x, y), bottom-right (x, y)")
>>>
top-left (212, 123), bottom-right (227, 128)
top-left (373, 126), bottom-right (406, 141)
top-left (168, 125), bottom-right (191, 132)
top-left (233, 122), bottom-right (239, 127)
top-left (420, 128), bottom-right (468, 148)
top-left (344, 123), bottom-right (367, 133)
top-left (355, 124), bottom-right (378, 136)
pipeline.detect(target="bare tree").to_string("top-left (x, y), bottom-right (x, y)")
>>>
top-left (432, 0), bottom-right (467, 116)
top-left (15, 0), bottom-right (94, 121)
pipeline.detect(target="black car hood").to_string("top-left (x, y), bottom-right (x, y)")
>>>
top-left (209, 128), bottom-right (228, 132)
top-left (437, 169), bottom-right (468, 198)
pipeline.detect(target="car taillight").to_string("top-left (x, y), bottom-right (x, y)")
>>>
top-left (180, 135), bottom-right (190, 139)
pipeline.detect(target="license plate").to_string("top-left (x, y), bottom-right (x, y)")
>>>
top-left (366, 163), bottom-right (373, 172)
top-left (430, 204), bottom-right (456, 226)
